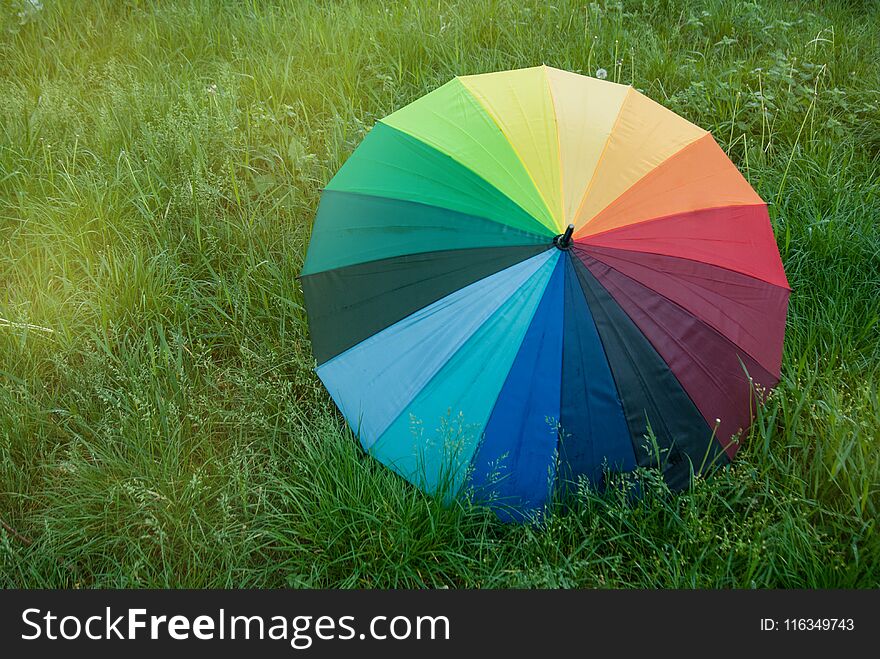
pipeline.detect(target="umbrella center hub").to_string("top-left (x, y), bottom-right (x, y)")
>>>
top-left (554, 224), bottom-right (575, 250)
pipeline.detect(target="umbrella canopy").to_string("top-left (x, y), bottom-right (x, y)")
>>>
top-left (301, 65), bottom-right (789, 519)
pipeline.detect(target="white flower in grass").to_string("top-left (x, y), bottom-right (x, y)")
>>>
top-left (596, 68), bottom-right (608, 80)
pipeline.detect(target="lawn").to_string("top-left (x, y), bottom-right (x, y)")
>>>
top-left (1, 0), bottom-right (878, 588)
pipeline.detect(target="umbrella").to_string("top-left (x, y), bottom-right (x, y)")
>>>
top-left (301, 65), bottom-right (789, 519)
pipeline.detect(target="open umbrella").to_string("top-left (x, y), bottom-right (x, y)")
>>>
top-left (301, 65), bottom-right (789, 518)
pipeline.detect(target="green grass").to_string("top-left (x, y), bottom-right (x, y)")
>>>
top-left (1, 0), bottom-right (878, 588)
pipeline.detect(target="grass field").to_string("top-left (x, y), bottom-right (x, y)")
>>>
top-left (1, 0), bottom-right (878, 588)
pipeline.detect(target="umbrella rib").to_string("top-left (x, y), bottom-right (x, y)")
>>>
top-left (459, 73), bottom-right (560, 233)
top-left (569, 257), bottom-right (678, 466)
top-left (569, 86), bottom-right (633, 231)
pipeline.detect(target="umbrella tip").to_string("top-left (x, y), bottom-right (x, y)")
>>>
top-left (554, 224), bottom-right (575, 250)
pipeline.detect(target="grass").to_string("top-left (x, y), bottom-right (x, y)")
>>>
top-left (0, 0), bottom-right (878, 588)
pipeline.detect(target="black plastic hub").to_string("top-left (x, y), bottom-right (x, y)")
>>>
top-left (554, 224), bottom-right (575, 250)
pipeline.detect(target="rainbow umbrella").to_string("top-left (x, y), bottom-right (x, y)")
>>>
top-left (301, 66), bottom-right (789, 518)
